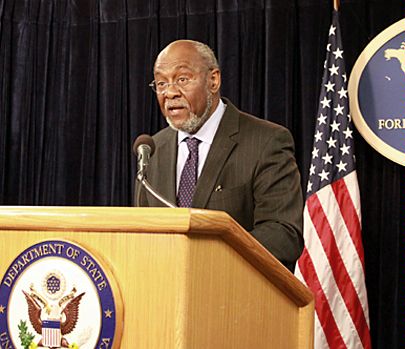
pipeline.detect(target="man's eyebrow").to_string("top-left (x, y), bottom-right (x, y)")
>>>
top-left (154, 63), bottom-right (195, 73)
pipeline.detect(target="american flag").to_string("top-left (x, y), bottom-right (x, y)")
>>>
top-left (295, 11), bottom-right (372, 349)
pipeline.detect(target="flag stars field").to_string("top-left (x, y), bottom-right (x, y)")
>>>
top-left (343, 127), bottom-right (353, 139)
top-left (340, 144), bottom-right (350, 155)
top-left (327, 137), bottom-right (337, 148)
top-left (312, 147), bottom-right (320, 159)
top-left (318, 169), bottom-right (330, 181)
top-left (315, 130), bottom-right (323, 142)
top-left (334, 104), bottom-right (344, 116)
top-left (334, 103), bottom-right (344, 116)
top-left (338, 87), bottom-right (348, 99)
top-left (321, 96), bottom-right (331, 108)
top-left (333, 47), bottom-right (344, 59)
top-left (336, 160), bottom-right (347, 172)
top-left (322, 153), bottom-right (333, 164)
top-left (329, 64), bottom-right (339, 76)
top-left (330, 120), bottom-right (341, 132)
top-left (325, 81), bottom-right (335, 92)
top-left (318, 113), bottom-right (327, 125)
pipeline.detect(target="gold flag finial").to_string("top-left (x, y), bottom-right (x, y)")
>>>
top-left (334, 0), bottom-right (340, 11)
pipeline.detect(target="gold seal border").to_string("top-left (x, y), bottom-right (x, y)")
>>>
top-left (348, 18), bottom-right (405, 166)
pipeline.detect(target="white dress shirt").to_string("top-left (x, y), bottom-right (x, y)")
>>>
top-left (176, 99), bottom-right (226, 193)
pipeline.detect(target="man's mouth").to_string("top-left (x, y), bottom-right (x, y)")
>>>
top-left (166, 104), bottom-right (188, 116)
top-left (167, 106), bottom-right (185, 111)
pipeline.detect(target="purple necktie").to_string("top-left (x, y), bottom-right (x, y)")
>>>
top-left (177, 137), bottom-right (201, 207)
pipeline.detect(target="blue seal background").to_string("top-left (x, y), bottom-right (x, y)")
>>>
top-left (0, 240), bottom-right (117, 347)
top-left (358, 32), bottom-right (405, 152)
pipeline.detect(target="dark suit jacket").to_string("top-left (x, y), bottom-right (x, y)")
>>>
top-left (137, 98), bottom-right (303, 271)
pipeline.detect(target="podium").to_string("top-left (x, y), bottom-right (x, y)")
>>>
top-left (0, 207), bottom-right (313, 348)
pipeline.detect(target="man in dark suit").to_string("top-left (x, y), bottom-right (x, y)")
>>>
top-left (137, 39), bottom-right (303, 272)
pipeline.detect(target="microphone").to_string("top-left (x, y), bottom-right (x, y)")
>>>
top-left (132, 134), bottom-right (177, 208)
top-left (133, 134), bottom-right (155, 179)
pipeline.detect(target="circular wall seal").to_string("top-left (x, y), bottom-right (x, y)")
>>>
top-left (0, 240), bottom-right (123, 349)
top-left (349, 18), bottom-right (405, 165)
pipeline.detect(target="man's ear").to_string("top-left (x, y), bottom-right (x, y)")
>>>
top-left (208, 69), bottom-right (221, 94)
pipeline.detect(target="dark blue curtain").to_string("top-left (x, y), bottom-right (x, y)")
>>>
top-left (0, 0), bottom-right (404, 347)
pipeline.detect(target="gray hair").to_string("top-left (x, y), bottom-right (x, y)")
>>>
top-left (162, 39), bottom-right (219, 70)
top-left (188, 40), bottom-right (220, 70)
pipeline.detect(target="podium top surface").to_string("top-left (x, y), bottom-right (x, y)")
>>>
top-left (0, 206), bottom-right (313, 307)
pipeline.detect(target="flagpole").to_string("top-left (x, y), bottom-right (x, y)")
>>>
top-left (334, 0), bottom-right (340, 11)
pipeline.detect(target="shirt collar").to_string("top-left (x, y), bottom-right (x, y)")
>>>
top-left (178, 99), bottom-right (226, 145)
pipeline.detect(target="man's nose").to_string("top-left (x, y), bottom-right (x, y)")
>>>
top-left (164, 83), bottom-right (182, 98)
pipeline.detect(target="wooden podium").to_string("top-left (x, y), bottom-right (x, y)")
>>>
top-left (0, 207), bottom-right (313, 348)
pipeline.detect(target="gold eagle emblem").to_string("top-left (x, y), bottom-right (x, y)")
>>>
top-left (23, 284), bottom-right (85, 348)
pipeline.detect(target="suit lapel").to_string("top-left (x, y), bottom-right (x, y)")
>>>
top-left (155, 130), bottom-right (177, 205)
top-left (192, 99), bottom-right (239, 208)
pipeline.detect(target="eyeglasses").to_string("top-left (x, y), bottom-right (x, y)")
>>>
top-left (149, 77), bottom-right (194, 95)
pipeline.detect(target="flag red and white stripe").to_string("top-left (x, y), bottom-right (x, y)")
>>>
top-left (295, 10), bottom-right (371, 349)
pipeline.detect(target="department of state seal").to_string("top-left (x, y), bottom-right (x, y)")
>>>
top-left (0, 240), bottom-right (122, 349)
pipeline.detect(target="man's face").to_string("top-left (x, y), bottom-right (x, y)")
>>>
top-left (153, 43), bottom-right (220, 134)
